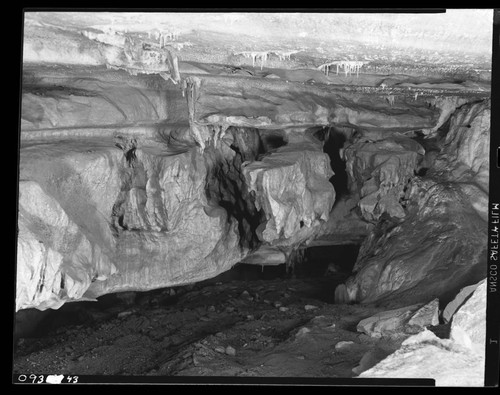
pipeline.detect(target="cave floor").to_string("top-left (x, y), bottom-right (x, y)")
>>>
top-left (13, 275), bottom-right (403, 380)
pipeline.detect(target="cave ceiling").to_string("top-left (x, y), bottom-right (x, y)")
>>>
top-left (25, 10), bottom-right (493, 75)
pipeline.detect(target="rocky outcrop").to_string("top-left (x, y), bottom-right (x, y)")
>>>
top-left (21, 65), bottom-right (188, 132)
top-left (242, 139), bottom-right (335, 246)
top-left (359, 279), bottom-right (486, 386)
top-left (337, 100), bottom-right (489, 306)
top-left (16, 137), bottom-right (246, 311)
top-left (420, 96), bottom-right (471, 136)
top-left (433, 100), bottom-right (490, 192)
top-left (340, 177), bottom-right (487, 307)
top-left (343, 134), bottom-right (424, 222)
top-left (185, 75), bottom-right (441, 134)
top-left (356, 299), bottom-right (439, 339)
top-left (17, 92), bottom-right (339, 312)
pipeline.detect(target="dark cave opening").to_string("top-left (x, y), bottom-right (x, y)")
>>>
top-left (313, 127), bottom-right (350, 199)
top-left (288, 244), bottom-right (361, 303)
top-left (259, 133), bottom-right (287, 152)
top-left (295, 244), bottom-right (360, 279)
top-left (256, 129), bottom-right (288, 159)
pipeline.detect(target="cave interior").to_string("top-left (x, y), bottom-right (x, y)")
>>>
top-left (13, 10), bottom-right (494, 382)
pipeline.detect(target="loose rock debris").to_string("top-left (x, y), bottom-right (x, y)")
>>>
top-left (14, 277), bottom-right (406, 379)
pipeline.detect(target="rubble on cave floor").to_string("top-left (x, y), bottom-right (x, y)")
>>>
top-left (13, 274), bottom-right (400, 379)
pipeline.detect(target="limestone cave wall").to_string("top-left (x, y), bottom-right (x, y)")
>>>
top-left (16, 12), bottom-right (491, 313)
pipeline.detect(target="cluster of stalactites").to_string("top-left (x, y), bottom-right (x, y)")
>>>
top-left (148, 29), bottom-right (181, 48)
top-left (234, 50), bottom-right (299, 70)
top-left (318, 60), bottom-right (365, 77)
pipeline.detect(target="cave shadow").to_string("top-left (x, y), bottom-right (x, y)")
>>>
top-left (293, 244), bottom-right (361, 304)
top-left (312, 126), bottom-right (350, 203)
top-left (324, 130), bottom-right (349, 198)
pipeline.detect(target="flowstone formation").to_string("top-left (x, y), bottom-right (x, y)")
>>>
top-left (17, 11), bottom-right (492, 313)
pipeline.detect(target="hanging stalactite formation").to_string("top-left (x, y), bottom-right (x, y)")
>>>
top-left (318, 60), bottom-right (366, 77)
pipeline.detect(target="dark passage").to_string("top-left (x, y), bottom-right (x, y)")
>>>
top-left (313, 127), bottom-right (350, 199)
top-left (296, 245), bottom-right (360, 278)
top-left (324, 130), bottom-right (349, 198)
top-left (291, 244), bottom-right (361, 303)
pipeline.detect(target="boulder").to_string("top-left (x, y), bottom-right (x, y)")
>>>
top-left (356, 304), bottom-right (422, 338)
top-left (449, 278), bottom-right (487, 356)
top-left (334, 341), bottom-right (355, 351)
top-left (408, 298), bottom-right (439, 329)
top-left (359, 281), bottom-right (487, 386)
top-left (357, 298), bottom-right (441, 339)
top-left (242, 141), bottom-right (335, 246)
top-left (359, 329), bottom-right (485, 386)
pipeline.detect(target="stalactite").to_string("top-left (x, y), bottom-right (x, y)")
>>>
top-left (260, 52), bottom-right (268, 70)
top-left (251, 53), bottom-right (257, 67)
top-left (318, 60), bottom-right (365, 77)
top-left (235, 50), bottom-right (298, 70)
top-left (272, 50), bottom-right (298, 61)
